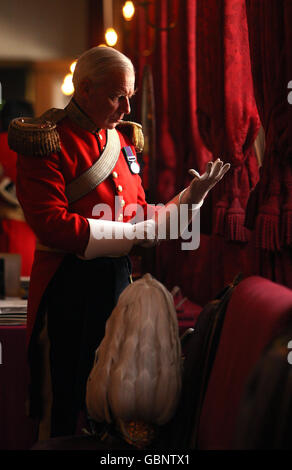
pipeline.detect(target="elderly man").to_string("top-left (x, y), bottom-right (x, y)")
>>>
top-left (9, 46), bottom-right (229, 439)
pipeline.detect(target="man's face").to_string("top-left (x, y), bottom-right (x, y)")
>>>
top-left (80, 69), bottom-right (135, 129)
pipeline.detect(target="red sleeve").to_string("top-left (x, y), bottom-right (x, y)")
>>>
top-left (136, 173), bottom-right (158, 221)
top-left (16, 152), bottom-right (89, 255)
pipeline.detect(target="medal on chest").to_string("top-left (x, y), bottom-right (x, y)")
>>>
top-left (122, 146), bottom-right (140, 175)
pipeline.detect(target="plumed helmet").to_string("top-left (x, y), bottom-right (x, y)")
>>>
top-left (86, 273), bottom-right (182, 428)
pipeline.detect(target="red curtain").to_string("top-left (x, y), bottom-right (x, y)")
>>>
top-left (245, 0), bottom-right (292, 245)
top-left (196, 0), bottom-right (260, 242)
top-left (123, 0), bottom-right (211, 205)
top-left (245, 0), bottom-right (292, 286)
top-left (122, 0), bottom-right (267, 303)
top-left (87, 0), bottom-right (292, 302)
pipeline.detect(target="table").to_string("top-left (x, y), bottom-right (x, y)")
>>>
top-left (0, 299), bottom-right (37, 450)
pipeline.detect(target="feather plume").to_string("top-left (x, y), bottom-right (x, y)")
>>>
top-left (86, 273), bottom-right (182, 427)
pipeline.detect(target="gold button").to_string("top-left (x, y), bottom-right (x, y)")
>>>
top-left (98, 133), bottom-right (103, 140)
top-left (112, 171), bottom-right (118, 178)
top-left (120, 199), bottom-right (125, 207)
top-left (118, 214), bottom-right (123, 221)
top-left (117, 185), bottom-right (123, 192)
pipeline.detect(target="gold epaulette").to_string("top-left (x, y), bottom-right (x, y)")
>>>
top-left (116, 121), bottom-right (144, 153)
top-left (8, 108), bottom-right (66, 157)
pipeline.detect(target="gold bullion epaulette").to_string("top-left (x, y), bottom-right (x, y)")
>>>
top-left (116, 121), bottom-right (144, 153)
top-left (8, 108), bottom-right (66, 157)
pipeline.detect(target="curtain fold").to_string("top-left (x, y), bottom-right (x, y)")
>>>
top-left (245, 0), bottom-right (292, 252)
top-left (119, 0), bottom-right (292, 297)
top-left (196, 0), bottom-right (260, 242)
top-left (123, 0), bottom-right (211, 204)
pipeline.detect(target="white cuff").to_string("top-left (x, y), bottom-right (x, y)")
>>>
top-left (83, 219), bottom-right (135, 259)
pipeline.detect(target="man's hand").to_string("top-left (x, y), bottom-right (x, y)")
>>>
top-left (133, 219), bottom-right (158, 247)
top-left (181, 158), bottom-right (231, 205)
top-left (130, 159), bottom-right (230, 248)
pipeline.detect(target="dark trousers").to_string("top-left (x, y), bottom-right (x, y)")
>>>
top-left (34, 255), bottom-right (131, 438)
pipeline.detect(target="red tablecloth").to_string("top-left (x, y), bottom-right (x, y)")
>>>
top-left (0, 325), bottom-right (37, 449)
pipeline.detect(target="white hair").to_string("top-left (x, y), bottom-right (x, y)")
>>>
top-left (86, 274), bottom-right (182, 428)
top-left (72, 46), bottom-right (135, 90)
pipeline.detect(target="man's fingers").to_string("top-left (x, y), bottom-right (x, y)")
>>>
top-left (205, 161), bottom-right (213, 177)
top-left (188, 169), bottom-right (201, 179)
top-left (209, 159), bottom-right (223, 178)
top-left (216, 162), bottom-right (231, 181)
top-left (189, 160), bottom-right (230, 185)
top-left (221, 163), bottom-right (231, 175)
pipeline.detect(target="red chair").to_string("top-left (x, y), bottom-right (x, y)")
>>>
top-left (196, 276), bottom-right (292, 449)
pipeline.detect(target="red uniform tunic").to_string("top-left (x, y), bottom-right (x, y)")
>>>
top-left (16, 102), bottom-right (149, 347)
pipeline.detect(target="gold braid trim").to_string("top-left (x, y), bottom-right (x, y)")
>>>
top-left (8, 108), bottom-right (66, 157)
top-left (116, 121), bottom-right (144, 153)
top-left (7, 99), bottom-right (144, 157)
top-left (8, 117), bottom-right (61, 157)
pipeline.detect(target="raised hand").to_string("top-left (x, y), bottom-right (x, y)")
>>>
top-left (182, 158), bottom-right (231, 205)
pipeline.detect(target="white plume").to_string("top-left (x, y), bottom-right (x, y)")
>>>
top-left (86, 273), bottom-right (182, 425)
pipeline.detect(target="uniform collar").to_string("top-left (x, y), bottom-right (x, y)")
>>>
top-left (65, 98), bottom-right (100, 133)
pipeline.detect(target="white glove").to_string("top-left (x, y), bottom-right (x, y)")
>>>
top-left (83, 218), bottom-right (157, 259)
top-left (180, 158), bottom-right (231, 205)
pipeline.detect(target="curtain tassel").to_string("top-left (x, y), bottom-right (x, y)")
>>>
top-left (281, 169), bottom-right (292, 247)
top-left (281, 207), bottom-right (292, 247)
top-left (244, 181), bottom-right (260, 230)
top-left (226, 197), bottom-right (249, 242)
top-left (214, 195), bottom-right (228, 236)
top-left (255, 201), bottom-right (280, 251)
top-left (226, 167), bottom-right (249, 242)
